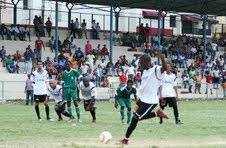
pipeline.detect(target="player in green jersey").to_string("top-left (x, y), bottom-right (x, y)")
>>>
top-left (62, 62), bottom-right (82, 122)
top-left (115, 80), bottom-right (137, 124)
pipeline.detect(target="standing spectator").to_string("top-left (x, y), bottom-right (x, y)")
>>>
top-left (125, 64), bottom-right (136, 81)
top-left (35, 36), bottom-right (45, 61)
top-left (22, 25), bottom-right (31, 41)
top-left (144, 23), bottom-right (150, 43)
top-left (93, 44), bottom-right (101, 63)
top-left (87, 69), bottom-right (96, 83)
top-left (85, 41), bottom-right (92, 55)
top-left (194, 72), bottom-right (202, 94)
top-left (134, 72), bottom-right (142, 87)
top-left (102, 73), bottom-right (109, 87)
top-left (74, 18), bottom-right (80, 38)
top-left (44, 57), bottom-right (52, 66)
top-left (188, 77), bottom-right (194, 93)
top-left (81, 19), bottom-right (88, 39)
top-left (25, 74), bottom-right (34, 105)
top-left (70, 57), bottom-right (77, 69)
top-left (24, 48), bottom-right (32, 74)
top-left (211, 41), bottom-right (218, 59)
top-left (113, 32), bottom-right (121, 46)
top-left (182, 74), bottom-right (189, 89)
top-left (205, 71), bottom-right (213, 95)
top-left (70, 20), bottom-right (75, 38)
top-left (31, 49), bottom-right (37, 73)
top-left (101, 44), bottom-right (109, 60)
top-left (119, 70), bottom-right (127, 87)
top-left (95, 64), bottom-right (103, 87)
top-left (100, 59), bottom-right (106, 69)
top-left (92, 20), bottom-right (97, 39)
top-left (212, 67), bottom-right (220, 89)
top-left (96, 23), bottom-right (101, 39)
top-left (49, 36), bottom-right (54, 53)
top-left (106, 61), bottom-right (115, 76)
top-left (0, 46), bottom-right (6, 62)
top-left (218, 56), bottom-right (224, 72)
top-left (86, 53), bottom-right (95, 70)
top-left (0, 24), bottom-right (9, 40)
top-left (80, 61), bottom-right (89, 77)
top-left (45, 17), bottom-right (52, 37)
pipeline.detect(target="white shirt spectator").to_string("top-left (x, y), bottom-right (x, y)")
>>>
top-left (80, 64), bottom-right (89, 75)
top-left (127, 66), bottom-right (135, 76)
top-left (211, 43), bottom-right (218, 51)
top-left (191, 47), bottom-right (197, 53)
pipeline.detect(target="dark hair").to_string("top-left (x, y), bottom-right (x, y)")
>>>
top-left (37, 61), bottom-right (43, 65)
top-left (127, 80), bottom-right (134, 84)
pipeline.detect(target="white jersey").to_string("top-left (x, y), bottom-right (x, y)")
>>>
top-left (161, 73), bottom-right (177, 98)
top-left (78, 81), bottom-right (96, 100)
top-left (31, 69), bottom-right (49, 95)
top-left (137, 66), bottom-right (163, 104)
top-left (47, 85), bottom-right (63, 103)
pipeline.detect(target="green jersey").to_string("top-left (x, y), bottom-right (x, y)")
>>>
top-left (62, 69), bottom-right (81, 88)
top-left (116, 85), bottom-right (136, 99)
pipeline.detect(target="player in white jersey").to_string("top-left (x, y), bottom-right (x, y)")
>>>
top-left (47, 80), bottom-right (74, 121)
top-left (78, 77), bottom-right (97, 123)
top-left (118, 51), bottom-right (169, 145)
top-left (159, 64), bottom-right (182, 125)
top-left (31, 61), bottom-right (53, 121)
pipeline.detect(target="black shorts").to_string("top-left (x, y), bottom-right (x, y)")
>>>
top-left (34, 95), bottom-right (46, 102)
top-left (134, 100), bottom-right (157, 120)
top-left (160, 97), bottom-right (177, 108)
top-left (84, 99), bottom-right (96, 111)
top-left (55, 102), bottom-right (66, 111)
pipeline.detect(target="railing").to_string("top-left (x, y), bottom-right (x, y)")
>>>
top-left (0, 80), bottom-right (224, 101)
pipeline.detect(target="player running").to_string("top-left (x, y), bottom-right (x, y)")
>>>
top-left (115, 80), bottom-right (137, 124)
top-left (31, 61), bottom-right (53, 121)
top-left (118, 51), bottom-right (168, 145)
top-left (46, 79), bottom-right (74, 121)
top-left (62, 62), bottom-right (82, 122)
top-left (159, 63), bottom-right (182, 125)
top-left (78, 77), bottom-right (97, 123)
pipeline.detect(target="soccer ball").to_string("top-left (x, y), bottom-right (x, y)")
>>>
top-left (99, 131), bottom-right (112, 144)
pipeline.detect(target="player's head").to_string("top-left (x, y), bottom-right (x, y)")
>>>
top-left (27, 74), bottom-right (31, 79)
top-left (139, 55), bottom-right (151, 71)
top-left (82, 77), bottom-right (90, 87)
top-left (65, 61), bottom-right (71, 71)
top-left (166, 63), bottom-right (172, 73)
top-left (37, 61), bottom-right (43, 70)
top-left (127, 80), bottom-right (133, 89)
top-left (49, 79), bottom-right (56, 89)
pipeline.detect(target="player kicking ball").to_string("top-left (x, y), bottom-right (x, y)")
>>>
top-left (78, 77), bottom-right (97, 123)
top-left (117, 51), bottom-right (169, 145)
top-left (62, 62), bottom-right (82, 122)
top-left (115, 80), bottom-right (137, 124)
top-left (159, 63), bottom-right (182, 125)
top-left (32, 61), bottom-right (53, 121)
top-left (47, 79), bottom-right (74, 121)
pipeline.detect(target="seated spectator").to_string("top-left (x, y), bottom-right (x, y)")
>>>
top-left (92, 44), bottom-right (101, 64)
top-left (70, 57), bottom-right (77, 69)
top-left (125, 64), bottom-right (136, 81)
top-left (5, 55), bottom-right (15, 73)
top-left (101, 45), bottom-right (109, 60)
top-left (100, 59), bottom-right (106, 69)
top-left (102, 73), bottom-right (109, 87)
top-left (134, 72), bottom-right (142, 87)
top-left (86, 53), bottom-right (95, 70)
top-left (85, 40), bottom-right (92, 55)
top-left (113, 32), bottom-right (121, 46)
top-left (0, 24), bottom-right (9, 40)
top-left (45, 17), bottom-right (52, 37)
top-left (119, 55), bottom-right (128, 66)
top-left (8, 24), bottom-right (15, 40)
top-left (69, 37), bottom-right (77, 51)
top-left (53, 37), bottom-right (62, 52)
top-left (62, 37), bottom-right (71, 55)
top-left (74, 47), bottom-right (84, 61)
top-left (13, 25), bottom-right (23, 41)
top-left (80, 60), bottom-right (89, 77)
top-left (0, 46), bottom-right (6, 63)
top-left (106, 61), bottom-right (115, 76)
top-left (44, 57), bottom-right (52, 66)
top-left (49, 36), bottom-right (54, 53)
top-left (87, 69), bottom-right (96, 83)
top-left (14, 50), bottom-right (22, 62)
top-left (58, 57), bottom-right (66, 70)
top-left (81, 19), bottom-right (88, 39)
top-left (22, 25), bottom-right (31, 41)
top-left (144, 42), bottom-right (150, 54)
top-left (119, 70), bottom-right (127, 87)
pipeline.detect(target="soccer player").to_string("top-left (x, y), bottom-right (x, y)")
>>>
top-left (159, 63), bottom-right (182, 125)
top-left (46, 79), bottom-right (73, 121)
top-left (62, 62), bottom-right (82, 122)
top-left (31, 61), bottom-right (53, 121)
top-left (118, 51), bottom-right (168, 145)
top-left (115, 80), bottom-right (137, 124)
top-left (78, 77), bottom-right (97, 123)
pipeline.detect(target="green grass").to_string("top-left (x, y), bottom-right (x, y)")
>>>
top-left (0, 100), bottom-right (226, 148)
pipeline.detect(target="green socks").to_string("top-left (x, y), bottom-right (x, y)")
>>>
top-left (76, 107), bottom-right (80, 120)
top-left (127, 111), bottom-right (132, 124)
top-left (120, 109), bottom-right (125, 121)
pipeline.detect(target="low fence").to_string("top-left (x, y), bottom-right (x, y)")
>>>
top-left (0, 80), bottom-right (224, 101)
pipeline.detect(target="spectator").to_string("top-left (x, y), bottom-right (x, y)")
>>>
top-left (69, 37), bottom-right (77, 51)
top-left (5, 55), bottom-right (15, 73)
top-left (49, 36), bottom-right (54, 53)
top-left (205, 71), bottom-right (213, 95)
top-left (70, 57), bottom-right (77, 69)
top-left (100, 59), bottom-right (106, 69)
top-left (145, 23), bottom-right (150, 42)
top-left (218, 55), bottom-right (224, 72)
top-left (95, 64), bottom-right (103, 87)
top-left (44, 57), bottom-right (52, 66)
top-left (101, 44), bottom-right (109, 60)
top-left (92, 44), bottom-right (101, 64)
top-left (86, 53), bottom-right (95, 70)
top-left (35, 36), bottom-right (45, 61)
top-left (92, 20), bottom-right (97, 39)
top-left (8, 24), bottom-right (15, 40)
top-left (13, 25), bottom-right (23, 41)
top-left (87, 69), bottom-right (96, 83)
top-left (106, 61), bottom-right (115, 76)
top-left (189, 67), bottom-right (196, 78)
top-left (119, 70), bottom-right (127, 87)
top-left (144, 42), bottom-right (150, 54)
top-left (113, 32), bottom-right (121, 46)
top-left (13, 57), bottom-right (19, 73)
top-left (194, 72), bottom-right (202, 94)
top-left (24, 48), bottom-right (32, 74)
top-left (125, 64), bottom-right (136, 81)
top-left (45, 17), bottom-right (52, 37)
top-left (211, 41), bottom-right (218, 59)
top-left (183, 74), bottom-right (189, 89)
top-left (62, 37), bottom-right (71, 55)
top-left (74, 47), bottom-right (84, 60)
top-left (81, 19), bottom-right (88, 39)
top-left (31, 49), bottom-right (36, 73)
top-left (85, 40), bottom-right (92, 55)
top-left (22, 25), bottom-right (31, 41)
top-left (96, 22), bottom-right (101, 39)
top-left (14, 50), bottom-right (22, 61)
top-left (134, 72), bottom-right (142, 87)
top-left (188, 77), bottom-right (194, 93)
top-left (212, 66), bottom-right (220, 89)
top-left (0, 46), bottom-right (6, 63)
top-left (80, 60), bottom-right (89, 77)
top-left (0, 24), bottom-right (9, 40)
top-left (25, 74), bottom-right (34, 105)
top-left (70, 20), bottom-right (75, 38)
top-left (58, 57), bottom-right (66, 70)
top-left (102, 73), bottom-right (109, 87)
top-left (74, 18), bottom-right (81, 39)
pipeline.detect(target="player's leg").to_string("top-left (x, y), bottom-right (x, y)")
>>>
top-left (34, 95), bottom-right (41, 120)
top-left (43, 95), bottom-right (51, 120)
top-left (159, 99), bottom-right (166, 124)
top-left (118, 98), bottom-right (126, 124)
top-left (54, 104), bottom-right (63, 121)
top-left (64, 88), bottom-right (73, 120)
top-left (124, 99), bottom-right (132, 124)
top-left (60, 102), bottom-right (73, 119)
top-left (169, 97), bottom-right (182, 124)
top-left (71, 89), bottom-right (81, 121)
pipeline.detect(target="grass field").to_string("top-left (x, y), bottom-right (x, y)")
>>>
top-left (0, 100), bottom-right (226, 148)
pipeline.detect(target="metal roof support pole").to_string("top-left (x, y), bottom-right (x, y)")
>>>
top-left (203, 15), bottom-right (207, 68)
top-left (157, 11), bottom-right (161, 65)
top-left (109, 6), bottom-right (113, 62)
top-left (55, 0), bottom-right (59, 61)
top-left (66, 3), bottom-right (75, 29)
top-left (113, 7), bottom-right (121, 34)
top-left (11, 0), bottom-right (19, 25)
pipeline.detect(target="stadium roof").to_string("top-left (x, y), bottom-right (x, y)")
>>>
top-left (50, 0), bottom-right (226, 16)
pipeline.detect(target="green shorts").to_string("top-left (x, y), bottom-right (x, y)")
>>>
top-left (63, 88), bottom-right (78, 101)
top-left (117, 98), bottom-right (132, 108)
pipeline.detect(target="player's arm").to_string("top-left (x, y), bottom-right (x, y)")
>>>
top-left (159, 85), bottom-right (163, 101)
top-left (155, 50), bottom-right (167, 73)
top-left (174, 86), bottom-right (179, 101)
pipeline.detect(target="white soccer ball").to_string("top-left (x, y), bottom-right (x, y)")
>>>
top-left (99, 131), bottom-right (112, 144)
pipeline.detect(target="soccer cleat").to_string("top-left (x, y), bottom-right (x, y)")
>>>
top-left (156, 109), bottom-right (169, 119)
top-left (159, 119), bottom-right (163, 124)
top-left (58, 118), bottom-right (63, 121)
top-left (47, 118), bottom-right (55, 122)
top-left (121, 120), bottom-right (126, 125)
top-left (92, 120), bottom-right (96, 124)
top-left (78, 119), bottom-right (82, 123)
top-left (176, 120), bottom-right (183, 125)
top-left (116, 139), bottom-right (128, 145)
top-left (38, 118), bottom-right (42, 122)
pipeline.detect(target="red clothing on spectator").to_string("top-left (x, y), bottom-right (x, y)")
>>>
top-left (85, 43), bottom-right (92, 54)
top-left (134, 74), bottom-right (142, 81)
top-left (205, 75), bottom-right (212, 83)
top-left (15, 53), bottom-right (22, 59)
top-left (102, 47), bottom-right (108, 53)
top-left (150, 45), bottom-right (154, 51)
top-left (120, 75), bottom-right (127, 83)
top-left (35, 40), bottom-right (44, 50)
